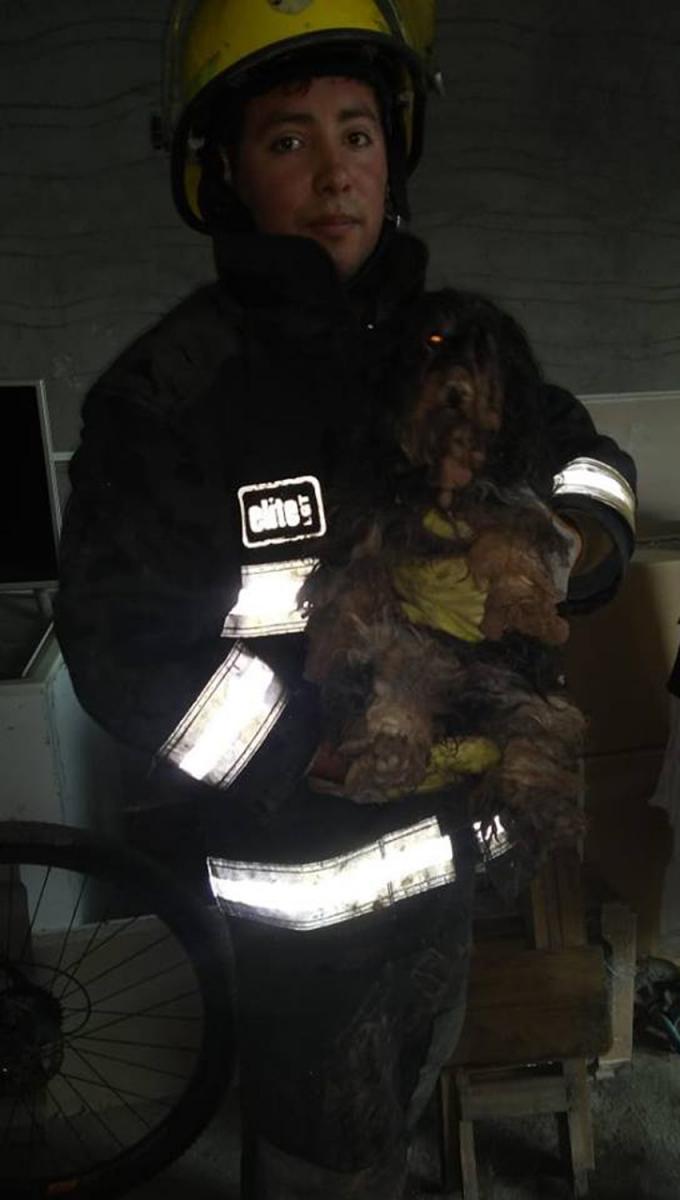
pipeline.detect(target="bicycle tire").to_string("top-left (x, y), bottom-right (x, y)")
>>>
top-left (0, 820), bottom-right (236, 1200)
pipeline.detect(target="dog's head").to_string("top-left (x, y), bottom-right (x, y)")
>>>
top-left (392, 289), bottom-right (546, 496)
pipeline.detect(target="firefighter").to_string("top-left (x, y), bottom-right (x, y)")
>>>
top-left (54, 2), bottom-right (637, 1195)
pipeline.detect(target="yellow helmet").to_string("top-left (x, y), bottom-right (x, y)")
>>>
top-left (160, 0), bottom-right (438, 232)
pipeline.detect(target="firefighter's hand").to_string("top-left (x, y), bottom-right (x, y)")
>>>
top-left (549, 513), bottom-right (583, 599)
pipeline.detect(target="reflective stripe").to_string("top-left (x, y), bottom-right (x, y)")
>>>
top-left (222, 558), bottom-right (316, 638)
top-left (473, 815), bottom-right (511, 863)
top-left (208, 816), bottom-right (456, 931)
top-left (159, 643), bottom-right (287, 788)
top-left (552, 457), bottom-right (636, 533)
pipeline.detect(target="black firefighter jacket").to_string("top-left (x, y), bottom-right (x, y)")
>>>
top-left (54, 229), bottom-right (637, 861)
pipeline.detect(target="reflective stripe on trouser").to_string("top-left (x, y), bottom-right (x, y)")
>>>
top-left (158, 641), bottom-right (287, 788)
top-left (472, 812), bottom-right (541, 901)
top-left (232, 827), bottom-right (476, 1198)
top-left (208, 816), bottom-right (456, 930)
top-left (473, 814), bottom-right (511, 863)
top-left (552, 456), bottom-right (636, 533)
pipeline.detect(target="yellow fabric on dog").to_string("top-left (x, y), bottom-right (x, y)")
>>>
top-left (391, 508), bottom-right (488, 643)
top-left (415, 736), bottom-right (501, 792)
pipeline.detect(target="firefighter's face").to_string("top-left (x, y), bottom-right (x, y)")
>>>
top-left (232, 76), bottom-right (389, 279)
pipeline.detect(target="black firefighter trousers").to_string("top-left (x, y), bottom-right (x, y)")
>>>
top-left (229, 821), bottom-right (477, 1200)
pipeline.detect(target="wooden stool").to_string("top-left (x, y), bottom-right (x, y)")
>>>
top-left (440, 1059), bottom-right (595, 1199)
top-left (439, 849), bottom-right (612, 1198)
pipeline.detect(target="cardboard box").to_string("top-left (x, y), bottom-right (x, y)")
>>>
top-left (582, 748), bottom-right (669, 954)
top-left (564, 552), bottom-right (680, 953)
top-left (565, 549), bottom-right (680, 756)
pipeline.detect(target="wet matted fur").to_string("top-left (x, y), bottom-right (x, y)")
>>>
top-left (299, 289), bottom-right (586, 852)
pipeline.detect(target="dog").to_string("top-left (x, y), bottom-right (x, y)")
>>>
top-left (299, 289), bottom-right (586, 853)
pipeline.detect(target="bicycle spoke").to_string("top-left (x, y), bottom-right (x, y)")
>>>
top-left (66, 1042), bottom-right (159, 1127)
top-left (57, 1071), bottom-right (128, 1151)
top-left (59, 914), bottom-right (144, 995)
top-left (25, 1088), bottom-right (38, 1163)
top-left (62, 1007), bottom-right (201, 1023)
top-left (5, 863), bottom-right (15, 957)
top-left (58, 1069), bottom-right (171, 1110)
top-left (69, 1033), bottom-right (200, 1051)
top-left (46, 1079), bottom-right (97, 1170)
top-left (0, 826), bottom-right (232, 1196)
top-left (53, 873), bottom-right (89, 980)
top-left (18, 862), bottom-right (52, 963)
top-left (70, 962), bottom-right (196, 1021)
top-left (60, 928), bottom-right (175, 1000)
top-left (76, 988), bottom-right (204, 1039)
top-left (71, 1043), bottom-right (194, 1080)
top-left (0, 1094), bottom-right (21, 1146)
top-left (61, 919), bottom-right (112, 985)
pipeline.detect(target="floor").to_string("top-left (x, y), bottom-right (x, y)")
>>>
top-left (126, 1047), bottom-right (680, 1200)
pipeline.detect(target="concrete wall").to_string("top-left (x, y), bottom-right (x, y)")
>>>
top-left (418, 0), bottom-right (680, 393)
top-left (0, 0), bottom-right (213, 507)
top-left (1, 0), bottom-right (679, 526)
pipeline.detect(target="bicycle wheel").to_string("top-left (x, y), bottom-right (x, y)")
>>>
top-left (0, 820), bottom-right (236, 1200)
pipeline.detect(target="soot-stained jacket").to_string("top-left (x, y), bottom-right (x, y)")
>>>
top-left (54, 230), bottom-right (637, 865)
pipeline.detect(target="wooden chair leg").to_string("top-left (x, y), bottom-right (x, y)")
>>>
top-left (598, 902), bottom-right (637, 1075)
top-left (438, 1069), bottom-right (480, 1199)
top-left (556, 1058), bottom-right (594, 1196)
top-left (438, 1071), bottom-right (455, 1193)
top-left (456, 1070), bottom-right (480, 1199)
top-left (459, 1116), bottom-right (479, 1199)
top-left (565, 1058), bottom-right (595, 1168)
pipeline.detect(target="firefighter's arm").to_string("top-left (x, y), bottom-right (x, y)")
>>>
top-left (55, 366), bottom-right (243, 760)
top-left (56, 302), bottom-right (320, 804)
top-left (543, 384), bottom-right (637, 612)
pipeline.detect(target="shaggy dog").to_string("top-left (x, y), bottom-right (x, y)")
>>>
top-left (299, 289), bottom-right (586, 853)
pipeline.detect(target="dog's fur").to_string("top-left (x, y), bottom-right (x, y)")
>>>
top-left (299, 289), bottom-right (586, 852)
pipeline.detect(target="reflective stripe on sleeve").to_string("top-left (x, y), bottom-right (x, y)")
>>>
top-left (222, 559), bottom-right (316, 638)
top-left (159, 642), bottom-right (287, 788)
top-left (207, 816), bottom-right (456, 931)
top-left (552, 457), bottom-right (636, 533)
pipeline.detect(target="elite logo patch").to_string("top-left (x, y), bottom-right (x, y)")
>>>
top-left (238, 476), bottom-right (327, 549)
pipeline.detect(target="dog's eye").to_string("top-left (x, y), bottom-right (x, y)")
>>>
top-left (425, 331), bottom-right (445, 349)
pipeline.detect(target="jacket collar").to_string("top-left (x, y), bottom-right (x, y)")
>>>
top-left (212, 227), bottom-right (428, 335)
